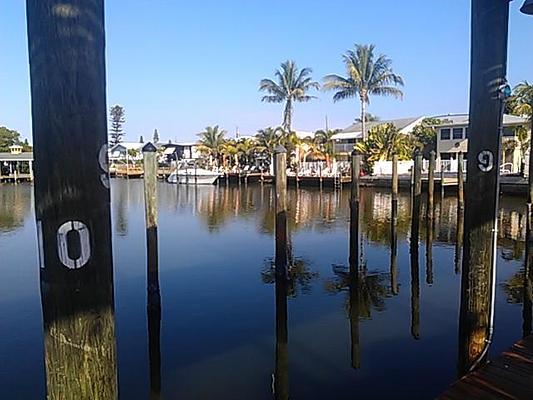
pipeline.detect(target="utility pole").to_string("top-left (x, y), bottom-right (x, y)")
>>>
top-left (458, 0), bottom-right (510, 376)
top-left (26, 0), bottom-right (117, 398)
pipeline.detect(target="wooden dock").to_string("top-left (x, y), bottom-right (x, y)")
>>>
top-left (438, 336), bottom-right (533, 400)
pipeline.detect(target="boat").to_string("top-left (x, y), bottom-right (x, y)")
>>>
top-left (167, 167), bottom-right (219, 185)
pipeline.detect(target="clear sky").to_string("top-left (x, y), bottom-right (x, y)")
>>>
top-left (1, 1), bottom-right (532, 143)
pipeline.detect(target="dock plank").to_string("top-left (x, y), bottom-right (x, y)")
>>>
top-left (438, 336), bottom-right (533, 400)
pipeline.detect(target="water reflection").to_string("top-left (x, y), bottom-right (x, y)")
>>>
top-left (0, 184), bottom-right (32, 233)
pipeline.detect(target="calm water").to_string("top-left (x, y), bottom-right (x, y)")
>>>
top-left (0, 180), bottom-right (528, 399)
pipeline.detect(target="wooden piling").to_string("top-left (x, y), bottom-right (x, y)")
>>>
top-left (274, 145), bottom-right (289, 399)
top-left (410, 151), bottom-right (422, 340)
top-left (458, 0), bottom-right (510, 376)
top-left (390, 154), bottom-right (399, 295)
top-left (275, 146), bottom-right (288, 267)
top-left (143, 143), bottom-right (161, 398)
top-left (457, 152), bottom-right (465, 210)
top-left (348, 149), bottom-right (362, 368)
top-left (455, 207), bottom-right (464, 275)
top-left (440, 167), bottom-right (445, 199)
top-left (26, 0), bottom-right (117, 397)
top-left (428, 151), bottom-right (436, 220)
top-left (523, 205), bottom-right (533, 338)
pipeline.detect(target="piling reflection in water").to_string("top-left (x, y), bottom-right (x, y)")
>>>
top-left (390, 199), bottom-right (399, 295)
top-left (147, 226), bottom-right (161, 399)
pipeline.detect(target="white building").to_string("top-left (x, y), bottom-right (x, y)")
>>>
top-left (434, 113), bottom-right (529, 173)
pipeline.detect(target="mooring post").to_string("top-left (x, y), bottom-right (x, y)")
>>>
top-left (523, 205), bottom-right (533, 338)
top-left (428, 150), bottom-right (436, 219)
top-left (410, 150), bottom-right (422, 340)
top-left (273, 144), bottom-right (289, 399)
top-left (455, 208), bottom-right (464, 275)
top-left (142, 142), bottom-right (161, 398)
top-left (26, 0), bottom-right (117, 397)
top-left (350, 150), bottom-right (361, 265)
top-left (440, 166), bottom-right (445, 199)
top-left (458, 0), bottom-right (510, 377)
top-left (457, 152), bottom-right (465, 211)
top-left (390, 154), bottom-right (399, 295)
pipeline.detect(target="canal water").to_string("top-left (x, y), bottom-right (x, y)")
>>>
top-left (0, 180), bottom-right (527, 399)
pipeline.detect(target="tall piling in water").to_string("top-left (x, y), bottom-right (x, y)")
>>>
top-left (410, 151), bottom-right (422, 340)
top-left (428, 150), bottom-right (436, 220)
top-left (26, 0), bottom-right (117, 397)
top-left (348, 149), bottom-right (362, 368)
top-left (391, 154), bottom-right (399, 295)
top-left (273, 145), bottom-right (289, 399)
top-left (143, 143), bottom-right (161, 399)
top-left (457, 152), bottom-right (465, 211)
top-left (458, 0), bottom-right (510, 376)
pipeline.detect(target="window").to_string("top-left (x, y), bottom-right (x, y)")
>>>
top-left (453, 128), bottom-right (463, 140)
top-left (440, 128), bottom-right (451, 140)
top-left (502, 127), bottom-right (515, 137)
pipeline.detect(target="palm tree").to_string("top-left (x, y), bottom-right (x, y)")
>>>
top-left (314, 129), bottom-right (340, 167)
top-left (256, 127), bottom-right (282, 173)
top-left (197, 125), bottom-right (226, 167)
top-left (323, 44), bottom-right (404, 139)
top-left (259, 60), bottom-right (320, 132)
top-left (355, 123), bottom-right (413, 169)
top-left (510, 81), bottom-right (533, 118)
top-left (237, 138), bottom-right (256, 167)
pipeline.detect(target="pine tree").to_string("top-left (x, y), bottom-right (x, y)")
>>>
top-left (139, 135), bottom-right (144, 143)
top-left (153, 129), bottom-right (159, 143)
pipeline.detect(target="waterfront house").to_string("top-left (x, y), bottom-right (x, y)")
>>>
top-left (109, 142), bottom-right (145, 163)
top-left (434, 113), bottom-right (529, 173)
top-left (331, 117), bottom-right (425, 158)
top-left (0, 145), bottom-right (33, 182)
top-left (160, 142), bottom-right (201, 164)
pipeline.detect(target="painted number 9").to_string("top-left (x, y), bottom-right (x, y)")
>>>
top-left (477, 150), bottom-right (494, 172)
top-left (57, 221), bottom-right (91, 269)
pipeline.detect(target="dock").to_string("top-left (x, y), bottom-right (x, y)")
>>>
top-left (438, 336), bottom-right (533, 400)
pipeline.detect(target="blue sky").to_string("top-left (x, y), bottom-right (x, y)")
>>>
top-left (1, 1), bottom-right (532, 143)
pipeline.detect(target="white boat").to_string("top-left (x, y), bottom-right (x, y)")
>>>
top-left (167, 167), bottom-right (219, 185)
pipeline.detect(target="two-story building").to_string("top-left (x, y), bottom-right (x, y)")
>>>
top-left (434, 113), bottom-right (529, 173)
top-left (331, 117), bottom-right (425, 158)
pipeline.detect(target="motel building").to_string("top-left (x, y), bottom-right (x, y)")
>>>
top-left (434, 113), bottom-right (529, 173)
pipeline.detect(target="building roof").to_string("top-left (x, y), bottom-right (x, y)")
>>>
top-left (0, 152), bottom-right (33, 161)
top-left (109, 142), bottom-right (145, 151)
top-left (332, 116), bottom-right (424, 140)
top-left (432, 113), bottom-right (528, 127)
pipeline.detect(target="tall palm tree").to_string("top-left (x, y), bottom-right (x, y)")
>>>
top-left (197, 125), bottom-right (226, 167)
top-left (259, 60), bottom-right (320, 132)
top-left (323, 44), bottom-right (404, 140)
top-left (510, 81), bottom-right (533, 118)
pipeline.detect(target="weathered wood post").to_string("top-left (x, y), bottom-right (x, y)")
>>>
top-left (273, 145), bottom-right (289, 399)
top-left (390, 154), bottom-right (399, 295)
top-left (455, 208), bottom-right (464, 275)
top-left (428, 150), bottom-right (436, 220)
top-left (458, 0), bottom-right (510, 376)
top-left (410, 150), bottom-right (422, 340)
top-left (26, 0), bottom-right (117, 397)
top-left (457, 152), bottom-right (465, 211)
top-left (350, 150), bottom-right (361, 265)
top-left (275, 145), bottom-right (288, 267)
top-left (523, 205), bottom-right (533, 338)
top-left (142, 143), bottom-right (161, 399)
top-left (348, 149), bottom-right (362, 368)
top-left (440, 165), bottom-right (445, 199)
top-left (411, 150), bottom-right (422, 250)
top-left (426, 217), bottom-right (434, 285)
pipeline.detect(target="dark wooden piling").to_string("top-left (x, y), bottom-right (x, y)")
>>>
top-left (350, 150), bottom-right (361, 265)
top-left (458, 0), bottom-right (510, 376)
top-left (455, 207), bottom-right (464, 275)
top-left (273, 145), bottom-right (289, 399)
top-left (390, 154), bottom-right (399, 295)
top-left (26, 0), bottom-right (117, 397)
top-left (440, 167), bottom-right (445, 199)
top-left (275, 146), bottom-right (288, 267)
top-left (523, 205), bottom-right (533, 338)
top-left (349, 149), bottom-right (362, 368)
top-left (457, 152), bottom-right (465, 211)
top-left (428, 150), bottom-right (436, 220)
top-left (426, 217), bottom-right (434, 285)
top-left (143, 143), bottom-right (161, 399)
top-left (410, 151), bottom-right (422, 340)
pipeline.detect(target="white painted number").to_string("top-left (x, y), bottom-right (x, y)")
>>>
top-left (477, 150), bottom-right (494, 172)
top-left (57, 221), bottom-right (91, 269)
